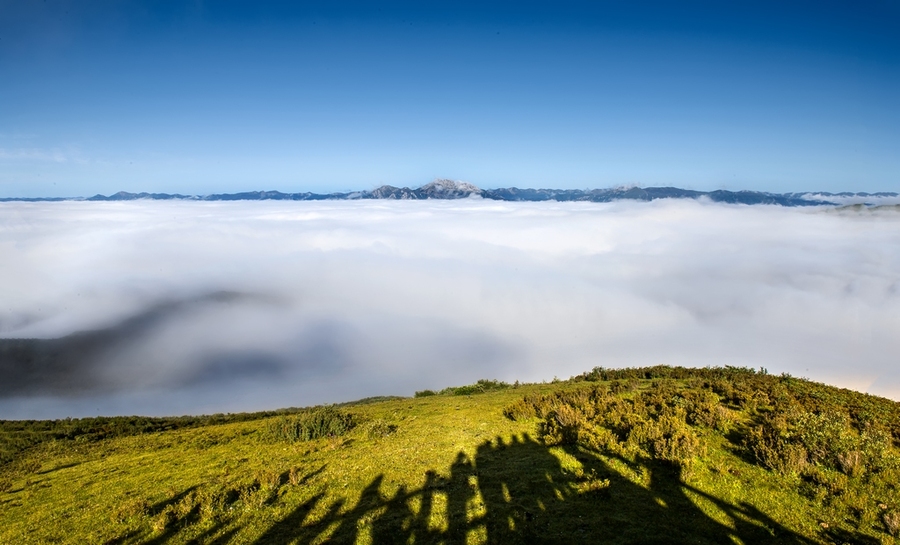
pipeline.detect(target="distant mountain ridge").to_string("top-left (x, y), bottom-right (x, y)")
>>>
top-left (3, 179), bottom-right (898, 206)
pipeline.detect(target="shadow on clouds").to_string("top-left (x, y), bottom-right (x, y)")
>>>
top-left (0, 292), bottom-right (283, 397)
top-left (0, 289), bottom-right (521, 418)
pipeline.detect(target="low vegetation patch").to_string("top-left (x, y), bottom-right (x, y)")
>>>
top-left (415, 378), bottom-right (512, 397)
top-left (0, 409), bottom-right (308, 465)
top-left (264, 406), bottom-right (357, 442)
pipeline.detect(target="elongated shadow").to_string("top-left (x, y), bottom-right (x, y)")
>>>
top-left (252, 433), bottom-right (816, 544)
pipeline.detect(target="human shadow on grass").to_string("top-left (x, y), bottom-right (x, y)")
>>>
top-left (252, 433), bottom-right (816, 544)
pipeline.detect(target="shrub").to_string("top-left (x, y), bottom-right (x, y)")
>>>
top-left (0, 409), bottom-right (310, 465)
top-left (601, 397), bottom-right (644, 436)
top-left (265, 407), bottom-right (356, 443)
top-left (744, 416), bottom-right (808, 475)
top-left (609, 379), bottom-right (639, 395)
top-left (580, 425), bottom-right (623, 455)
top-left (610, 380), bottom-right (627, 395)
top-left (625, 417), bottom-right (656, 454)
top-left (710, 405), bottom-right (736, 433)
top-left (530, 393), bottom-right (560, 418)
top-left (522, 385), bottom-right (708, 468)
top-left (415, 379), bottom-right (512, 397)
top-left (685, 390), bottom-right (723, 428)
top-left (577, 367), bottom-right (607, 382)
top-left (503, 399), bottom-right (536, 421)
top-left (860, 424), bottom-right (893, 472)
top-left (795, 411), bottom-right (853, 466)
top-left (708, 379), bottom-right (736, 404)
top-left (651, 378), bottom-right (678, 396)
top-left (504, 392), bottom-right (560, 421)
top-left (650, 416), bottom-right (704, 467)
top-left (540, 405), bottom-right (587, 446)
top-left (440, 379), bottom-right (511, 396)
top-left (742, 390), bottom-right (771, 413)
top-left (625, 410), bottom-right (703, 467)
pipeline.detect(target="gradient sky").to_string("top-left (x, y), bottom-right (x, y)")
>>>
top-left (1, 0), bottom-right (898, 197)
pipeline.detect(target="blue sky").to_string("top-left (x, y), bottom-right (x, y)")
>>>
top-left (1, 1), bottom-right (898, 197)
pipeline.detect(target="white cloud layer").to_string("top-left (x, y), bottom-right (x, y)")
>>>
top-left (1, 199), bottom-right (898, 418)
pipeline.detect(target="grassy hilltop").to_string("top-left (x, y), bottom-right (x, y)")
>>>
top-left (2, 366), bottom-right (900, 544)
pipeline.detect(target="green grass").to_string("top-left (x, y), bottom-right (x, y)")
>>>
top-left (1, 368), bottom-right (899, 544)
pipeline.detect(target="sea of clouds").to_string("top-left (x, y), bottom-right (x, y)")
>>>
top-left (1, 199), bottom-right (898, 418)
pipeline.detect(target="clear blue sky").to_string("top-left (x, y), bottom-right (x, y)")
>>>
top-left (1, 0), bottom-right (898, 197)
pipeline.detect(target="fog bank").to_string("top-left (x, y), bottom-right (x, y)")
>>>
top-left (1, 199), bottom-right (898, 418)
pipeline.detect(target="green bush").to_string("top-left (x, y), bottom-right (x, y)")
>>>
top-left (795, 411), bottom-right (854, 466)
top-left (742, 408), bottom-right (887, 478)
top-left (441, 379), bottom-right (511, 396)
top-left (416, 379), bottom-right (512, 397)
top-left (744, 413), bottom-right (809, 474)
top-left (265, 407), bottom-right (356, 443)
top-left (859, 424), bottom-right (894, 472)
top-left (685, 390), bottom-right (721, 428)
top-left (651, 422), bottom-right (703, 466)
top-left (651, 378), bottom-right (678, 396)
top-left (624, 409), bottom-right (703, 467)
top-left (503, 399), bottom-right (536, 421)
top-left (742, 390), bottom-right (771, 413)
top-left (683, 390), bottom-right (735, 432)
top-left (540, 405), bottom-right (587, 446)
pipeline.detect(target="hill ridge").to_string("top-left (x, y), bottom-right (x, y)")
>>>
top-left (4, 180), bottom-right (899, 206)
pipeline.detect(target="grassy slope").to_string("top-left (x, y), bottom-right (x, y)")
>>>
top-left (1, 372), bottom-right (898, 545)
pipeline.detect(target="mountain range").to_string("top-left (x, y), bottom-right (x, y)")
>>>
top-left (3, 179), bottom-right (898, 206)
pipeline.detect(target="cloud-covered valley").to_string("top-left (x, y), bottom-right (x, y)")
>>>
top-left (1, 199), bottom-right (898, 418)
